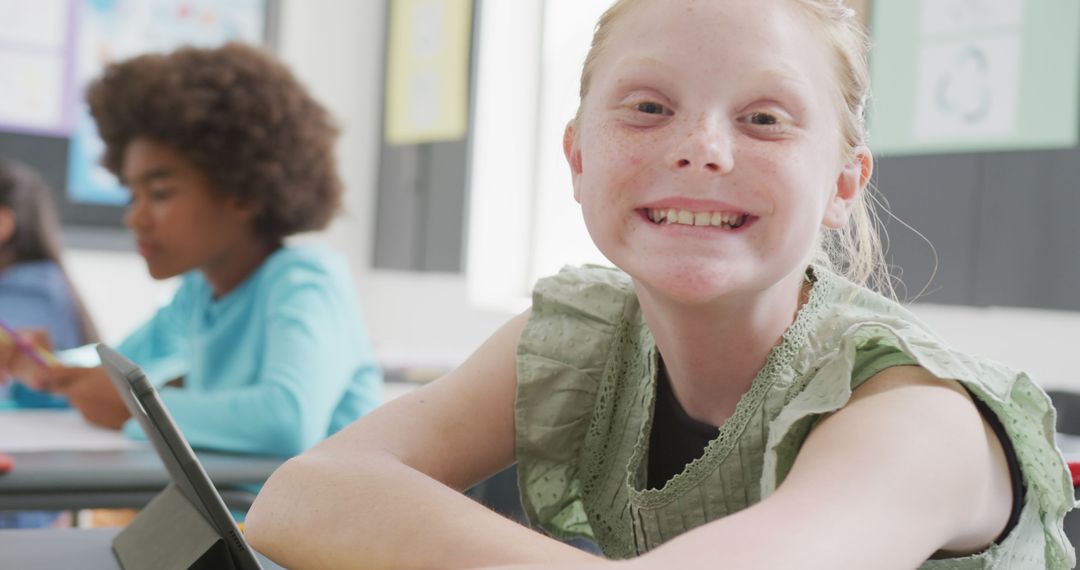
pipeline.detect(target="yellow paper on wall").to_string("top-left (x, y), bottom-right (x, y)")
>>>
top-left (384, 0), bottom-right (473, 145)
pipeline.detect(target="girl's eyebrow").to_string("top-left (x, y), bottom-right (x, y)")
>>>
top-left (610, 55), bottom-right (812, 94)
top-left (741, 68), bottom-right (816, 111)
top-left (121, 167), bottom-right (175, 187)
top-left (605, 56), bottom-right (681, 97)
top-left (756, 67), bottom-right (807, 85)
top-left (609, 55), bottom-right (674, 77)
top-left (750, 67), bottom-right (814, 93)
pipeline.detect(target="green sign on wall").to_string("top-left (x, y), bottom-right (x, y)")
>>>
top-left (868, 0), bottom-right (1080, 156)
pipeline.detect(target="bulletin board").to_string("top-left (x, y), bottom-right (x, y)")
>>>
top-left (373, 0), bottom-right (477, 272)
top-left (868, 0), bottom-right (1080, 156)
top-left (0, 0), bottom-right (278, 232)
top-left (865, 0), bottom-right (1080, 311)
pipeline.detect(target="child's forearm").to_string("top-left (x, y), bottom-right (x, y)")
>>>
top-left (247, 450), bottom-right (599, 569)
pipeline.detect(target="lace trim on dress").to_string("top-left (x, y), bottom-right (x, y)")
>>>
top-left (624, 268), bottom-right (835, 509)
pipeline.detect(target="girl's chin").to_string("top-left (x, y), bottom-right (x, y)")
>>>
top-left (629, 267), bottom-right (748, 306)
top-left (145, 262), bottom-right (182, 281)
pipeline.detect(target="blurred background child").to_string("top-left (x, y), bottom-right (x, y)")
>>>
top-left (0, 158), bottom-right (98, 527)
top-left (0, 158), bottom-right (98, 407)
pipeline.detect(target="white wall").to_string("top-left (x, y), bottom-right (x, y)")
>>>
top-left (65, 249), bottom-right (178, 342)
top-left (910, 304), bottom-right (1079, 390)
top-left (63, 0), bottom-right (1080, 385)
top-left (275, 0), bottom-right (511, 368)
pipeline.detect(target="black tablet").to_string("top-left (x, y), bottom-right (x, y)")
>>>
top-left (97, 343), bottom-right (263, 570)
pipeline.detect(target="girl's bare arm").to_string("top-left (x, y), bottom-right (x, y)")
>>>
top-left (246, 312), bottom-right (600, 569)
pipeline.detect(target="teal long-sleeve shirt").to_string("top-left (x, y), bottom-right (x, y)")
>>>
top-left (117, 245), bottom-right (382, 457)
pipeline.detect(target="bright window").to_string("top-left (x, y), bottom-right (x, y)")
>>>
top-left (467, 0), bottom-right (613, 311)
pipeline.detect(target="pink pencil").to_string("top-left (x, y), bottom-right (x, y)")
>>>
top-left (0, 319), bottom-right (57, 368)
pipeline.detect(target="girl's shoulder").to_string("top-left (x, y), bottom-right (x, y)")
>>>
top-left (184, 244), bottom-right (355, 306)
top-left (254, 244), bottom-right (352, 288)
top-left (809, 266), bottom-right (946, 347)
top-left (0, 259), bottom-right (66, 290)
top-left (770, 268), bottom-right (1074, 568)
top-left (531, 264), bottom-right (637, 323)
top-left (240, 245), bottom-right (363, 321)
top-left (0, 260), bottom-right (75, 312)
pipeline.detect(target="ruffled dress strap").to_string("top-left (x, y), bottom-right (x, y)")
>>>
top-left (762, 270), bottom-right (1076, 569)
top-left (515, 265), bottom-right (641, 541)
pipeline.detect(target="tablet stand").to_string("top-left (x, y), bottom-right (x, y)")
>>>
top-left (112, 483), bottom-right (236, 570)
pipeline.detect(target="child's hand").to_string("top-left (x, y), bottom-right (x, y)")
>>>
top-left (0, 329), bottom-right (53, 386)
top-left (44, 366), bottom-right (131, 430)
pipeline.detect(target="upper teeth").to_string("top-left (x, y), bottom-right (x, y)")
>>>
top-left (647, 208), bottom-right (747, 228)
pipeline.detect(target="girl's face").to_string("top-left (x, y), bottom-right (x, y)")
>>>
top-left (567, 0), bottom-right (868, 305)
top-left (122, 137), bottom-right (256, 280)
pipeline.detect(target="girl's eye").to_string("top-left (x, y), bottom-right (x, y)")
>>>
top-left (739, 110), bottom-right (792, 135)
top-left (634, 101), bottom-right (671, 115)
top-left (748, 112), bottom-right (779, 126)
top-left (149, 188), bottom-right (174, 201)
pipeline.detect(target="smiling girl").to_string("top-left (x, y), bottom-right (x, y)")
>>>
top-left (246, 1), bottom-right (1074, 568)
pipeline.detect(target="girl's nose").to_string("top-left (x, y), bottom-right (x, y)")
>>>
top-left (668, 115), bottom-right (734, 174)
top-left (123, 198), bottom-right (147, 230)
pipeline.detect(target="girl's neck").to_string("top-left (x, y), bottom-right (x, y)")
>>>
top-left (635, 269), bottom-right (809, 426)
top-left (203, 238), bottom-right (282, 299)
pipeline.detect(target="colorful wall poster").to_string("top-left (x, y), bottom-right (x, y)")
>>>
top-left (66, 0), bottom-right (267, 206)
top-left (0, 0), bottom-right (75, 136)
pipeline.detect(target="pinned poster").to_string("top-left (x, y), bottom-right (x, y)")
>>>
top-left (0, 0), bottom-right (75, 136)
top-left (383, 0), bottom-right (473, 145)
top-left (65, 0), bottom-right (268, 207)
top-left (868, 0), bottom-right (1079, 156)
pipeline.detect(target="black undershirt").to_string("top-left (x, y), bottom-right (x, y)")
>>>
top-left (646, 364), bottom-right (720, 491)
top-left (968, 388), bottom-right (1025, 544)
top-left (645, 366), bottom-right (1024, 544)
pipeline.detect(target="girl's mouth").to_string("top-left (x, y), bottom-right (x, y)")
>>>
top-left (643, 207), bottom-right (751, 229)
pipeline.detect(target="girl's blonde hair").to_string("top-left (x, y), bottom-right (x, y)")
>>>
top-left (575, 0), bottom-right (895, 297)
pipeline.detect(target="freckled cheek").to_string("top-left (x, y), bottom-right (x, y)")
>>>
top-left (594, 139), bottom-right (652, 182)
top-left (747, 155), bottom-right (809, 198)
top-left (587, 121), bottom-right (656, 161)
top-left (744, 152), bottom-right (783, 175)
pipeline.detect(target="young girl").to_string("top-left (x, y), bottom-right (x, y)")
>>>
top-left (0, 160), bottom-right (97, 528)
top-left (0, 159), bottom-right (98, 407)
top-left (0, 43), bottom-right (382, 458)
top-left (246, 0), bottom-right (1075, 567)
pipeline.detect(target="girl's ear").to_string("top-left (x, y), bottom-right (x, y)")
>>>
top-left (563, 121), bottom-right (584, 203)
top-left (225, 195), bottom-right (257, 222)
top-left (0, 207), bottom-right (15, 245)
top-left (823, 146), bottom-right (873, 229)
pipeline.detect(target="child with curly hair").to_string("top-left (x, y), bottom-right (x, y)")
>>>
top-left (0, 43), bottom-right (382, 458)
top-left (246, 1), bottom-right (1074, 568)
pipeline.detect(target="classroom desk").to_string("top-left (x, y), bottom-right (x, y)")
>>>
top-left (0, 448), bottom-right (284, 511)
top-left (0, 382), bottom-right (422, 513)
top-left (0, 528), bottom-right (285, 569)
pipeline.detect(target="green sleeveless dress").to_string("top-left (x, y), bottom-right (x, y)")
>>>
top-left (515, 265), bottom-right (1075, 568)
